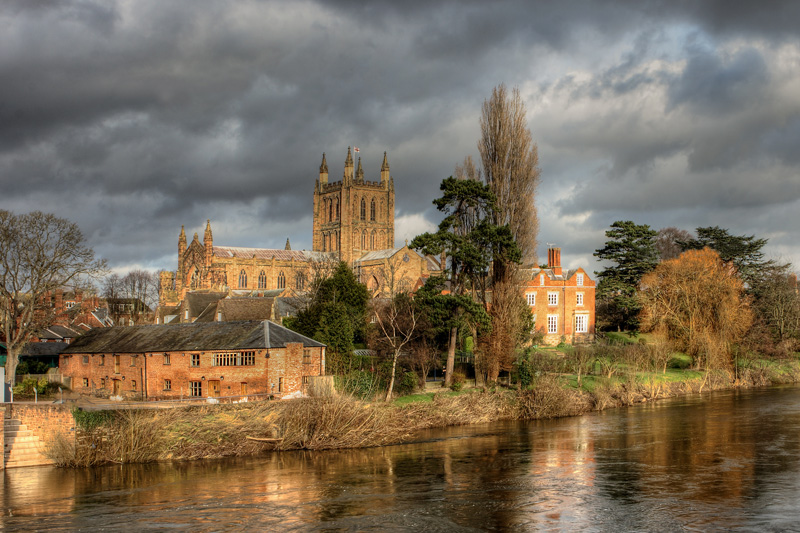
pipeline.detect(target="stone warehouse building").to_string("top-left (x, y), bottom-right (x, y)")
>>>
top-left (60, 320), bottom-right (325, 400)
top-left (158, 148), bottom-right (439, 316)
top-left (521, 248), bottom-right (596, 344)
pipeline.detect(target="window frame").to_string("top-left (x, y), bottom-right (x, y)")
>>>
top-left (548, 292), bottom-right (558, 306)
top-left (547, 315), bottom-right (558, 334)
top-left (576, 314), bottom-right (588, 333)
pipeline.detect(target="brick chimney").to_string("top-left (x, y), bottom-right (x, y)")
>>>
top-left (548, 248), bottom-right (562, 276)
top-left (55, 289), bottom-right (63, 312)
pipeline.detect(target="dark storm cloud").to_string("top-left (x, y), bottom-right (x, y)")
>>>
top-left (1, 0), bottom-right (799, 272)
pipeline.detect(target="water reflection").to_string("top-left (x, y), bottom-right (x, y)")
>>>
top-left (3, 386), bottom-right (800, 531)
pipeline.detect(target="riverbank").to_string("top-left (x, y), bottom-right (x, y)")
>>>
top-left (42, 359), bottom-right (800, 467)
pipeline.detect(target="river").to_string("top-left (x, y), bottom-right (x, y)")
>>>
top-left (3, 385), bottom-right (800, 531)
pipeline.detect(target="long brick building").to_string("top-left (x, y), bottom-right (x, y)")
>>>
top-left (60, 320), bottom-right (325, 400)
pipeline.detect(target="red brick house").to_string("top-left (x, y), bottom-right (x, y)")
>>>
top-left (59, 320), bottom-right (325, 400)
top-left (521, 248), bottom-right (596, 345)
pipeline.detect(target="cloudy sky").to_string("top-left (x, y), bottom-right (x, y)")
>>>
top-left (2, 0), bottom-right (799, 277)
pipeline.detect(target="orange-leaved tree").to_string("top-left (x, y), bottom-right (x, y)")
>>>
top-left (638, 248), bottom-right (752, 370)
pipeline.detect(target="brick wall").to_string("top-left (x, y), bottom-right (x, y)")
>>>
top-left (61, 346), bottom-right (325, 400)
top-left (265, 344), bottom-right (325, 398)
top-left (145, 349), bottom-right (270, 399)
top-left (60, 352), bottom-right (145, 400)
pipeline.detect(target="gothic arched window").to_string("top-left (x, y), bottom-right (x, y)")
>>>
top-left (238, 269), bottom-right (247, 288)
top-left (258, 270), bottom-right (267, 289)
top-left (335, 198), bottom-right (340, 220)
top-left (379, 230), bottom-right (385, 249)
top-left (368, 275), bottom-right (379, 291)
top-left (361, 198), bottom-right (366, 220)
top-left (361, 230), bottom-right (367, 249)
top-left (296, 272), bottom-right (306, 290)
top-left (370, 199), bottom-right (376, 221)
top-left (370, 230), bottom-right (376, 250)
top-left (328, 199), bottom-right (333, 222)
top-left (277, 271), bottom-right (286, 289)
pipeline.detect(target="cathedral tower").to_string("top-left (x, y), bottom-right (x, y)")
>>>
top-left (313, 148), bottom-right (395, 264)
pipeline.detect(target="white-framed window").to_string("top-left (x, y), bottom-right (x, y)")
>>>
top-left (540, 274), bottom-right (545, 286)
top-left (576, 315), bottom-right (588, 333)
top-left (547, 315), bottom-right (558, 334)
top-left (577, 293), bottom-right (584, 306)
top-left (548, 292), bottom-right (558, 306)
top-left (526, 293), bottom-right (535, 306)
top-left (576, 273), bottom-right (584, 286)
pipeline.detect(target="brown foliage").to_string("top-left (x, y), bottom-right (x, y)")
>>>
top-left (639, 248), bottom-right (752, 369)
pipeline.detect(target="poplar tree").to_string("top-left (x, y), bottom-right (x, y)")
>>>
top-left (477, 84), bottom-right (540, 382)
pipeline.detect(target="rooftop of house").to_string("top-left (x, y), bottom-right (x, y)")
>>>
top-left (22, 342), bottom-right (68, 357)
top-left (63, 320), bottom-right (325, 354)
top-left (195, 298), bottom-right (275, 323)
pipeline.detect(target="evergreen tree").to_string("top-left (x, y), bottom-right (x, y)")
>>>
top-left (285, 261), bottom-right (370, 374)
top-left (594, 220), bottom-right (658, 331)
top-left (678, 226), bottom-right (780, 289)
top-left (411, 177), bottom-right (515, 385)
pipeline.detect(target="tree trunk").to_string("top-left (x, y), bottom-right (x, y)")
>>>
top-left (385, 349), bottom-right (399, 402)
top-left (445, 326), bottom-right (457, 387)
top-left (5, 347), bottom-right (20, 385)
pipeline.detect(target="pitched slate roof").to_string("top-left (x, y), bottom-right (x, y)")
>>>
top-left (22, 342), bottom-right (68, 357)
top-left (186, 292), bottom-right (227, 317)
top-left (274, 297), bottom-right (306, 321)
top-left (195, 298), bottom-right (275, 323)
top-left (213, 246), bottom-right (311, 262)
top-left (63, 320), bottom-right (324, 354)
top-left (39, 325), bottom-right (82, 340)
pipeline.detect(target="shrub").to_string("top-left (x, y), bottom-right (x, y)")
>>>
top-left (449, 372), bottom-right (465, 391)
top-left (396, 371), bottom-right (418, 396)
top-left (12, 377), bottom-right (53, 396)
top-left (335, 370), bottom-right (383, 399)
top-left (517, 357), bottom-right (534, 389)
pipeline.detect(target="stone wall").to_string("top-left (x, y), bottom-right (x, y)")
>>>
top-left (6, 404), bottom-right (76, 437)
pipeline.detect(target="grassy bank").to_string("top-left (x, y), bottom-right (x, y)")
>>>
top-left (45, 353), bottom-right (800, 468)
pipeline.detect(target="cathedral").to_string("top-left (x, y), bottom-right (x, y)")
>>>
top-left (158, 148), bottom-right (439, 318)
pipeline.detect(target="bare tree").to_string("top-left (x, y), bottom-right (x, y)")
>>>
top-left (454, 155), bottom-right (481, 182)
top-left (478, 83), bottom-right (541, 266)
top-left (0, 211), bottom-right (106, 384)
top-left (372, 293), bottom-right (419, 401)
top-left (103, 270), bottom-right (158, 325)
top-left (655, 227), bottom-right (692, 262)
